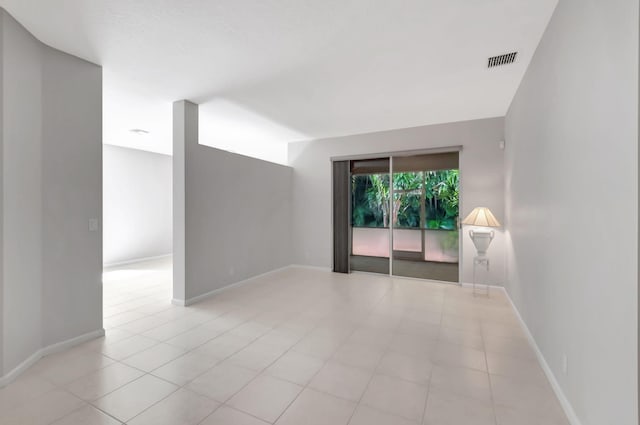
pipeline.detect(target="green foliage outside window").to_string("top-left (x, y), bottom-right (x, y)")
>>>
top-left (351, 170), bottom-right (459, 230)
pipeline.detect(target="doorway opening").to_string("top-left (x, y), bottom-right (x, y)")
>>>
top-left (102, 144), bottom-right (174, 326)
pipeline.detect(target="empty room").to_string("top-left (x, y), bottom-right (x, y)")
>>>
top-left (0, 1), bottom-right (637, 425)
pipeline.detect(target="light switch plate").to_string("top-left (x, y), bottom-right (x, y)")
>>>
top-left (88, 218), bottom-right (99, 232)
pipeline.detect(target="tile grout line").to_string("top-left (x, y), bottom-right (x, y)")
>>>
top-left (263, 279), bottom-right (395, 424)
top-left (480, 312), bottom-right (500, 425)
top-left (342, 280), bottom-right (403, 425)
top-left (88, 296), bottom-right (272, 423)
top-left (419, 289), bottom-right (447, 425)
top-left (145, 295), bottom-right (334, 423)
top-left (230, 304), bottom-right (362, 424)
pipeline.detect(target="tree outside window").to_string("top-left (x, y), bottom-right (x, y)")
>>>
top-left (351, 169), bottom-right (459, 230)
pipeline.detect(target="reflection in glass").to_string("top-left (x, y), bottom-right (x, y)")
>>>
top-left (351, 172), bottom-right (390, 274)
top-left (392, 169), bottom-right (459, 282)
top-left (352, 174), bottom-right (389, 228)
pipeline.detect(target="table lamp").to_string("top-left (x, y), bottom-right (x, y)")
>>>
top-left (461, 207), bottom-right (501, 257)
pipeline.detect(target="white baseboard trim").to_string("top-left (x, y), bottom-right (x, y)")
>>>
top-left (501, 287), bottom-right (582, 425)
top-left (41, 328), bottom-right (105, 357)
top-left (104, 254), bottom-right (172, 268)
top-left (0, 328), bottom-right (105, 388)
top-left (290, 264), bottom-right (333, 272)
top-left (460, 281), bottom-right (505, 290)
top-left (0, 351), bottom-right (42, 388)
top-left (171, 297), bottom-right (186, 306)
top-left (178, 265), bottom-right (294, 307)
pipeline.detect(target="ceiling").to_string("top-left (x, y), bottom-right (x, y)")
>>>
top-left (0, 0), bottom-right (558, 164)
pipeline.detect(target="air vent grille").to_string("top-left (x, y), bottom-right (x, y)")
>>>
top-left (488, 52), bottom-right (518, 68)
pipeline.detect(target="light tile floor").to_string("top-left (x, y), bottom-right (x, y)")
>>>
top-left (0, 257), bottom-right (569, 424)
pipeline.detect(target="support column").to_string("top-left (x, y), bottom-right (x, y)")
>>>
top-left (172, 100), bottom-right (198, 305)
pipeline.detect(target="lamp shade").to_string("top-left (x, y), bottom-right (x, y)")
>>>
top-left (462, 207), bottom-right (501, 227)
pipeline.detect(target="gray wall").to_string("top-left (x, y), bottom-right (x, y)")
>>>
top-left (103, 145), bottom-right (172, 265)
top-left (288, 117), bottom-right (506, 285)
top-left (0, 9), bottom-right (102, 377)
top-left (504, 0), bottom-right (638, 424)
top-left (1, 9), bottom-right (42, 374)
top-left (41, 47), bottom-right (102, 348)
top-left (0, 6), bottom-right (3, 375)
top-left (174, 101), bottom-right (293, 304)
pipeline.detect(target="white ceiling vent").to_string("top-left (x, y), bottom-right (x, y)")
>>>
top-left (488, 52), bottom-right (518, 68)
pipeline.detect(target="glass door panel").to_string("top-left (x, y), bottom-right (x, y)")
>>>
top-left (350, 160), bottom-right (390, 274)
top-left (424, 170), bottom-right (459, 266)
top-left (392, 163), bottom-right (460, 282)
top-left (392, 171), bottom-right (423, 266)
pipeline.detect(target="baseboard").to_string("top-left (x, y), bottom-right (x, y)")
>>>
top-left (460, 281), bottom-right (505, 290)
top-left (180, 265), bottom-right (294, 306)
top-left (290, 264), bottom-right (333, 272)
top-left (501, 287), bottom-right (582, 425)
top-left (41, 328), bottom-right (105, 357)
top-left (0, 328), bottom-right (105, 388)
top-left (103, 253), bottom-right (172, 268)
top-left (0, 350), bottom-right (43, 388)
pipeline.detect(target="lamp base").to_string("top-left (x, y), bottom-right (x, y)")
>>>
top-left (469, 229), bottom-right (495, 256)
top-left (473, 255), bottom-right (490, 297)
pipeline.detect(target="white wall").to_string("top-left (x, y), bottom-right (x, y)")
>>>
top-left (0, 8), bottom-right (102, 378)
top-left (504, 0), bottom-right (638, 424)
top-left (174, 101), bottom-right (293, 304)
top-left (288, 117), bottom-right (506, 285)
top-left (103, 145), bottom-right (172, 265)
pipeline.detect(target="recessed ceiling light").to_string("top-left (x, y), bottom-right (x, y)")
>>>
top-left (129, 128), bottom-right (150, 135)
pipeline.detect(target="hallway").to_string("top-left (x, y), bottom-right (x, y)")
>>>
top-left (103, 257), bottom-right (173, 328)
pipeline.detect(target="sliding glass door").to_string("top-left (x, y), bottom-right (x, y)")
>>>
top-left (341, 151), bottom-right (460, 282)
